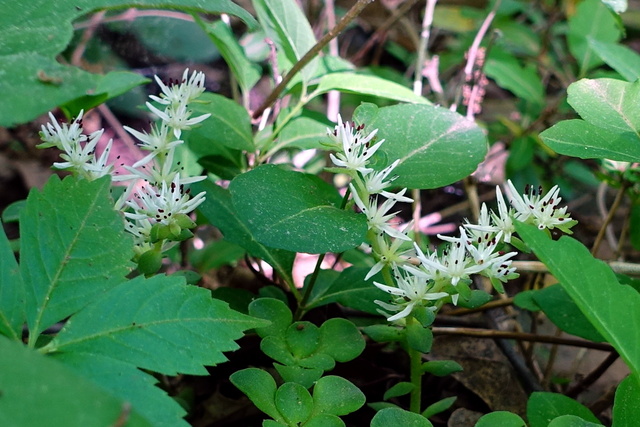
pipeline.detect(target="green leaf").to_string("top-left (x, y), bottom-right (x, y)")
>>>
top-left (568, 79), bottom-right (640, 135)
top-left (383, 382), bottom-right (415, 400)
top-left (534, 284), bottom-right (606, 341)
top-left (567, 0), bottom-right (622, 75)
top-left (588, 39), bottom-right (640, 82)
top-left (513, 290), bottom-right (542, 312)
top-left (548, 415), bottom-right (604, 427)
top-left (276, 382), bottom-right (313, 425)
top-left (485, 49), bottom-right (544, 106)
top-left (0, 336), bottom-right (151, 427)
top-left (201, 19), bottom-right (261, 93)
top-left (406, 321), bottom-right (433, 353)
top-left (516, 222), bottom-right (640, 378)
top-left (358, 103), bottom-right (487, 189)
top-left (304, 414), bottom-right (345, 427)
top-left (231, 368), bottom-right (283, 422)
top-left (527, 392), bottom-right (600, 427)
top-left (305, 267), bottom-right (388, 314)
top-left (613, 375), bottom-right (640, 426)
top-left (421, 360), bottom-right (463, 376)
top-left (422, 396), bottom-right (457, 418)
top-left (230, 165), bottom-right (367, 253)
top-left (1, 0), bottom-right (255, 127)
top-left (317, 318), bottom-right (365, 363)
top-left (475, 411), bottom-right (526, 427)
top-left (314, 73), bottom-right (430, 105)
top-left (311, 376), bottom-right (366, 417)
top-left (54, 352), bottom-right (187, 427)
top-left (46, 274), bottom-right (265, 375)
top-left (540, 119), bottom-right (640, 162)
top-left (252, 0), bottom-right (318, 83)
top-left (249, 297), bottom-right (292, 338)
top-left (274, 364), bottom-right (323, 389)
top-left (286, 322), bottom-right (320, 359)
top-left (21, 176), bottom-right (132, 339)
top-left (363, 324), bottom-right (405, 343)
top-left (194, 180), bottom-right (296, 288)
top-left (188, 92), bottom-right (254, 153)
top-left (277, 110), bottom-right (334, 151)
top-left (0, 223), bottom-right (24, 340)
top-left (371, 407), bottom-right (433, 427)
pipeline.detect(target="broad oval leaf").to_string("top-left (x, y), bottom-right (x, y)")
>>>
top-left (548, 415), bottom-right (604, 427)
top-left (516, 222), bottom-right (640, 379)
top-left (0, 336), bottom-right (151, 427)
top-left (230, 368), bottom-right (282, 422)
top-left (188, 92), bottom-right (254, 153)
top-left (588, 38), bottom-right (640, 82)
top-left (314, 73), bottom-right (431, 105)
top-left (527, 392), bottom-right (600, 427)
top-left (358, 103), bottom-right (487, 189)
top-left (533, 284), bottom-right (605, 342)
top-left (229, 165), bottom-right (368, 253)
top-left (311, 376), bottom-right (365, 417)
top-left (46, 274), bottom-right (266, 375)
top-left (275, 382), bottom-right (313, 425)
top-left (567, 78), bottom-right (640, 135)
top-left (371, 407), bottom-right (433, 427)
top-left (613, 375), bottom-right (640, 426)
top-left (194, 180), bottom-right (296, 288)
top-left (475, 411), bottom-right (526, 427)
top-left (21, 176), bottom-right (133, 339)
top-left (540, 119), bottom-right (640, 162)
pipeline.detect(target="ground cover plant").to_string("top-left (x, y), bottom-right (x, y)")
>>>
top-left (1, 0), bottom-right (640, 425)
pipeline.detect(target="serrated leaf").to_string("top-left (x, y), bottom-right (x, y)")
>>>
top-left (311, 376), bottom-right (365, 417)
top-left (588, 39), bottom-right (640, 82)
top-left (202, 19), bottom-right (261, 93)
top-left (613, 375), bottom-right (640, 426)
top-left (252, 0), bottom-right (318, 83)
top-left (193, 180), bottom-right (296, 288)
top-left (567, 0), bottom-right (622, 75)
top-left (229, 165), bottom-right (367, 254)
top-left (533, 284), bottom-right (605, 342)
top-left (313, 73), bottom-right (430, 105)
top-left (46, 274), bottom-right (265, 375)
top-left (188, 92), bottom-right (254, 153)
top-left (527, 392), bottom-right (600, 427)
top-left (516, 222), bottom-right (640, 379)
top-left (540, 119), bottom-right (640, 162)
top-left (53, 352), bottom-right (187, 427)
top-left (21, 176), bottom-right (132, 339)
top-left (0, 336), bottom-right (151, 427)
top-left (358, 103), bottom-right (487, 189)
top-left (304, 267), bottom-right (388, 314)
top-left (0, 223), bottom-right (24, 340)
top-left (1, 0), bottom-right (255, 127)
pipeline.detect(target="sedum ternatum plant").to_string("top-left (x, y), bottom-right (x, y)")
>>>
top-left (3, 0), bottom-right (640, 426)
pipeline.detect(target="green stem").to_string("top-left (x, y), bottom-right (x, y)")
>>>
top-left (408, 316), bottom-right (423, 413)
top-left (294, 253), bottom-right (326, 320)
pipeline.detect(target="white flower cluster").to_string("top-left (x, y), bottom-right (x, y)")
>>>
top-left (328, 117), bottom-right (576, 322)
top-left (39, 69), bottom-right (210, 258)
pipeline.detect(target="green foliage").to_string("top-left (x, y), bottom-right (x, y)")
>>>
top-left (0, 0), bottom-right (254, 127)
top-left (527, 392), bottom-right (601, 427)
top-left (421, 396), bottom-right (456, 419)
top-left (0, 225), bottom-right (24, 341)
top-left (0, 335), bottom-right (151, 426)
top-left (20, 176), bottom-right (133, 339)
top-left (354, 103), bottom-right (487, 189)
top-left (541, 79), bottom-right (640, 162)
top-left (516, 223), bottom-right (640, 379)
top-left (371, 407), bottom-right (433, 427)
top-left (229, 165), bottom-right (368, 253)
top-left (475, 411), bottom-right (526, 427)
top-left (421, 360), bottom-right (463, 377)
top-left (613, 375), bottom-right (640, 426)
